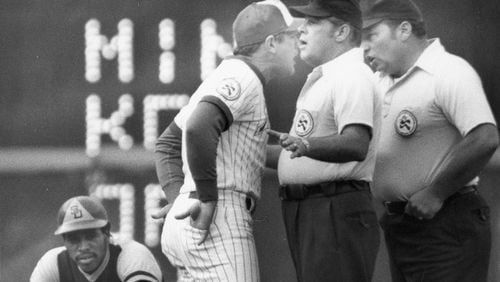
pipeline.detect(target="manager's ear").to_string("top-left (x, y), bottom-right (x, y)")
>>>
top-left (263, 34), bottom-right (278, 54)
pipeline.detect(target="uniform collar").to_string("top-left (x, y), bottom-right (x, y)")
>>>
top-left (317, 48), bottom-right (363, 75)
top-left (226, 55), bottom-right (267, 86)
top-left (412, 38), bottom-right (445, 75)
top-left (378, 38), bottom-right (444, 85)
top-left (79, 246), bottom-right (110, 282)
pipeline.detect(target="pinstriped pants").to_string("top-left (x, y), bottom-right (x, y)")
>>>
top-left (161, 190), bottom-right (259, 282)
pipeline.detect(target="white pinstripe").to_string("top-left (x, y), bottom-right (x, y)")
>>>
top-left (176, 58), bottom-right (269, 199)
top-left (164, 58), bottom-right (265, 281)
top-left (162, 191), bottom-right (259, 282)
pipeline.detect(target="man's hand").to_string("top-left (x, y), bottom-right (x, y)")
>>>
top-left (175, 199), bottom-right (217, 245)
top-left (267, 129), bottom-right (309, 159)
top-left (151, 203), bottom-right (173, 223)
top-left (405, 189), bottom-right (444, 220)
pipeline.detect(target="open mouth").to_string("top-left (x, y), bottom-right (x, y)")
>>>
top-left (366, 56), bottom-right (376, 67)
top-left (298, 38), bottom-right (307, 48)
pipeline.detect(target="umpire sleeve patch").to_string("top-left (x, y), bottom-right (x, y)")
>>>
top-left (216, 78), bottom-right (241, 101)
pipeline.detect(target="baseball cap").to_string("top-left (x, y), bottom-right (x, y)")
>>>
top-left (233, 0), bottom-right (302, 49)
top-left (54, 196), bottom-right (108, 235)
top-left (362, 0), bottom-right (423, 29)
top-left (289, 0), bottom-right (362, 29)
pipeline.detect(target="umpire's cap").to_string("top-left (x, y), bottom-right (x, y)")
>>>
top-left (233, 0), bottom-right (302, 49)
top-left (54, 196), bottom-right (108, 235)
top-left (289, 0), bottom-right (362, 29)
top-left (362, 0), bottom-right (423, 29)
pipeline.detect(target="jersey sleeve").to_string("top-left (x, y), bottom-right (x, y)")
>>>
top-left (204, 60), bottom-right (262, 122)
top-left (30, 247), bottom-right (65, 282)
top-left (155, 121), bottom-right (184, 203)
top-left (117, 241), bottom-right (162, 282)
top-left (185, 101), bottom-right (228, 202)
top-left (436, 59), bottom-right (497, 136)
top-left (333, 69), bottom-right (375, 135)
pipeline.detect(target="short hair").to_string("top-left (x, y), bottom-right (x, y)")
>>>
top-left (386, 19), bottom-right (427, 38)
top-left (101, 223), bottom-right (111, 237)
top-left (233, 42), bottom-right (263, 56)
top-left (327, 17), bottom-right (361, 46)
top-left (233, 30), bottom-right (289, 56)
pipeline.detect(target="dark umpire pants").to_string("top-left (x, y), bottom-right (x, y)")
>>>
top-left (280, 180), bottom-right (380, 282)
top-left (381, 188), bottom-right (490, 282)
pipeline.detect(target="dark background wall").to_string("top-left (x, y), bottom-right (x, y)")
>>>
top-left (0, 0), bottom-right (499, 146)
top-left (1, 0), bottom-right (499, 281)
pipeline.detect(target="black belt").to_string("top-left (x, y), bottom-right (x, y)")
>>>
top-left (279, 180), bottom-right (369, 201)
top-left (188, 191), bottom-right (255, 212)
top-left (383, 185), bottom-right (478, 215)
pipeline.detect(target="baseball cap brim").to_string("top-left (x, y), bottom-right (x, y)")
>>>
top-left (362, 17), bottom-right (385, 29)
top-left (287, 18), bottom-right (305, 30)
top-left (289, 5), bottom-right (332, 18)
top-left (54, 219), bottom-right (108, 235)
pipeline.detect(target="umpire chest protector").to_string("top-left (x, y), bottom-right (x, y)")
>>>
top-left (57, 244), bottom-right (121, 282)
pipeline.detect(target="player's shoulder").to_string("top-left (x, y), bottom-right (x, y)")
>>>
top-left (30, 247), bottom-right (66, 282)
top-left (115, 240), bottom-right (158, 265)
top-left (116, 240), bottom-right (162, 281)
top-left (198, 57), bottom-right (263, 103)
top-left (211, 57), bottom-right (261, 86)
top-left (38, 246), bottom-right (66, 262)
top-left (118, 239), bottom-right (151, 253)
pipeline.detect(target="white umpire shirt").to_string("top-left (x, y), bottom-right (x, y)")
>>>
top-left (278, 48), bottom-right (381, 185)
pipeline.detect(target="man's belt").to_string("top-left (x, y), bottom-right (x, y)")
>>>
top-left (188, 191), bottom-right (256, 212)
top-left (279, 180), bottom-right (369, 201)
top-left (383, 185), bottom-right (478, 215)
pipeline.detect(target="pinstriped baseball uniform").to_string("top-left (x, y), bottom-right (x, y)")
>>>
top-left (176, 57), bottom-right (269, 199)
top-left (161, 57), bottom-right (268, 281)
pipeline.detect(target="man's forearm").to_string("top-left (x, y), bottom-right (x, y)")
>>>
top-left (155, 121), bottom-right (184, 203)
top-left (186, 100), bottom-right (229, 202)
top-left (429, 123), bottom-right (499, 199)
top-left (306, 124), bottom-right (371, 163)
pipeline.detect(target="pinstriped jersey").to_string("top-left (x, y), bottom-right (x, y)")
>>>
top-left (175, 57), bottom-right (269, 199)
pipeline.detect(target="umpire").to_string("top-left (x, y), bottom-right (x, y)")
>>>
top-left (269, 0), bottom-right (381, 281)
top-left (362, 0), bottom-right (499, 281)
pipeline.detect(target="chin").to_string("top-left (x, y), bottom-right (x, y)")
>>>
top-left (299, 52), bottom-right (309, 62)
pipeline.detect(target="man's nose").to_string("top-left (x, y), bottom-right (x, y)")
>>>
top-left (297, 23), bottom-right (305, 34)
top-left (77, 239), bottom-right (91, 250)
top-left (360, 40), bottom-right (370, 52)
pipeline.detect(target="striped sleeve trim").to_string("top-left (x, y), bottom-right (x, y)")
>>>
top-left (124, 270), bottom-right (160, 282)
top-left (200, 95), bottom-right (233, 130)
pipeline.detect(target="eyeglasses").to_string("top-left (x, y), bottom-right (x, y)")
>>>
top-left (274, 29), bottom-right (300, 39)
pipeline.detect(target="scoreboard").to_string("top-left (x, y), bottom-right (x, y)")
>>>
top-left (0, 0), bottom-right (301, 148)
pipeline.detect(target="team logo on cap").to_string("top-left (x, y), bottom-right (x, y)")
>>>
top-left (295, 110), bottom-right (314, 137)
top-left (70, 205), bottom-right (83, 219)
top-left (62, 199), bottom-right (94, 223)
top-left (216, 78), bottom-right (241, 101)
top-left (395, 110), bottom-right (417, 137)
